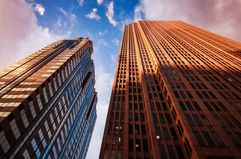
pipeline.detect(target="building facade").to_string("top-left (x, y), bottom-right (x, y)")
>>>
top-left (100, 21), bottom-right (241, 159)
top-left (0, 38), bottom-right (97, 159)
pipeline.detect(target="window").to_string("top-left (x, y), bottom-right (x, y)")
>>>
top-left (203, 91), bottom-right (210, 99)
top-left (129, 125), bottom-right (133, 134)
top-left (159, 144), bottom-right (167, 159)
top-left (170, 127), bottom-right (178, 140)
top-left (184, 139), bottom-right (192, 157)
top-left (193, 114), bottom-right (202, 126)
top-left (185, 101), bottom-right (193, 111)
top-left (201, 115), bottom-right (211, 127)
top-left (196, 91), bottom-right (203, 99)
top-left (43, 87), bottom-right (48, 103)
top-left (0, 131), bottom-right (10, 153)
top-left (185, 114), bottom-right (194, 126)
top-left (36, 94), bottom-right (43, 110)
top-left (217, 102), bottom-right (228, 112)
top-left (48, 82), bottom-right (53, 97)
top-left (10, 119), bottom-right (20, 139)
top-left (22, 149), bottom-right (30, 159)
top-left (175, 145), bottom-right (185, 159)
top-left (180, 91), bottom-right (186, 98)
top-left (194, 131), bottom-right (205, 146)
top-left (192, 101), bottom-right (201, 111)
top-left (135, 125), bottom-right (139, 134)
top-left (179, 101), bottom-right (186, 110)
top-left (186, 91), bottom-right (193, 99)
top-left (204, 102), bottom-right (213, 111)
top-left (53, 77), bottom-right (58, 91)
top-left (203, 131), bottom-right (214, 146)
top-left (143, 139), bottom-right (148, 151)
top-left (174, 91), bottom-right (180, 98)
top-left (129, 139), bottom-right (133, 151)
top-left (20, 109), bottom-right (29, 128)
top-left (177, 121), bottom-right (183, 136)
top-left (38, 129), bottom-right (46, 148)
top-left (129, 112), bottom-right (132, 120)
top-left (29, 101), bottom-right (36, 118)
top-left (52, 146), bottom-right (57, 158)
top-left (162, 102), bottom-right (167, 111)
top-left (226, 132), bottom-right (240, 147)
top-left (31, 139), bottom-right (38, 156)
top-left (134, 113), bottom-right (138, 121)
top-left (163, 127), bottom-right (169, 140)
top-left (168, 145), bottom-right (175, 159)
top-left (211, 132), bottom-right (225, 147)
top-left (141, 125), bottom-right (146, 135)
top-left (136, 139), bottom-right (141, 151)
top-left (140, 113), bottom-right (144, 121)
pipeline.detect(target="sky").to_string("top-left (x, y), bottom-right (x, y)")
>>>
top-left (0, 0), bottom-right (241, 158)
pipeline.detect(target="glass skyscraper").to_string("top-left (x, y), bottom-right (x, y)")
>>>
top-left (100, 21), bottom-right (241, 159)
top-left (0, 38), bottom-right (97, 159)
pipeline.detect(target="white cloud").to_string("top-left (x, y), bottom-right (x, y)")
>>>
top-left (54, 17), bottom-right (63, 29)
top-left (110, 53), bottom-right (117, 64)
top-left (98, 39), bottom-right (109, 46)
top-left (58, 7), bottom-right (68, 16)
top-left (57, 7), bottom-right (76, 27)
top-left (134, 3), bottom-right (144, 21)
top-left (86, 65), bottom-right (113, 159)
top-left (55, 7), bottom-right (77, 35)
top-left (97, 0), bottom-right (104, 5)
top-left (98, 30), bottom-right (108, 36)
top-left (86, 8), bottom-right (101, 20)
top-left (106, 1), bottom-right (117, 26)
top-left (78, 0), bottom-right (84, 6)
top-left (118, 16), bottom-right (133, 31)
top-left (134, 0), bottom-right (241, 42)
top-left (111, 38), bottom-right (119, 46)
top-left (34, 3), bottom-right (45, 15)
top-left (0, 0), bottom-right (64, 71)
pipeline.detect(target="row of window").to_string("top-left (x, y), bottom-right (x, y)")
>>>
top-left (0, 48), bottom-right (93, 158)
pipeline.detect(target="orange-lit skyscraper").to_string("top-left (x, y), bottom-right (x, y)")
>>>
top-left (100, 21), bottom-right (241, 159)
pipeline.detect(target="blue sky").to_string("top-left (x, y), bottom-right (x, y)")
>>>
top-left (34, 0), bottom-right (138, 68)
top-left (0, 0), bottom-right (241, 158)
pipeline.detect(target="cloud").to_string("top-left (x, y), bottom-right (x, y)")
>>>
top-left (55, 7), bottom-right (77, 35)
top-left (0, 0), bottom-right (63, 71)
top-left (97, 0), bottom-right (104, 5)
top-left (86, 65), bottom-right (113, 159)
top-left (54, 17), bottom-right (63, 29)
top-left (111, 38), bottom-right (120, 46)
top-left (57, 7), bottom-right (76, 27)
top-left (98, 39), bottom-right (109, 46)
top-left (98, 30), bottom-right (108, 36)
top-left (78, 0), bottom-right (84, 6)
top-left (58, 7), bottom-right (68, 16)
top-left (106, 1), bottom-right (117, 26)
top-left (33, 3), bottom-right (45, 15)
top-left (110, 53), bottom-right (117, 64)
top-left (119, 17), bottom-right (133, 31)
top-left (134, 3), bottom-right (144, 21)
top-left (134, 0), bottom-right (241, 42)
top-left (86, 8), bottom-right (101, 20)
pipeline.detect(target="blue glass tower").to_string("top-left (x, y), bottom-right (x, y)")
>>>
top-left (0, 38), bottom-right (97, 159)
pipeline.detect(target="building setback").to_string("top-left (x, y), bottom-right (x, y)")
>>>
top-left (100, 21), bottom-right (241, 159)
top-left (0, 38), bottom-right (97, 159)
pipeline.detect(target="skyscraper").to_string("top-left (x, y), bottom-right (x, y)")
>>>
top-left (0, 38), bottom-right (97, 159)
top-left (100, 21), bottom-right (241, 159)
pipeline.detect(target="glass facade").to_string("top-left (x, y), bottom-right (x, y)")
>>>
top-left (0, 38), bottom-right (97, 159)
top-left (100, 21), bottom-right (241, 159)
